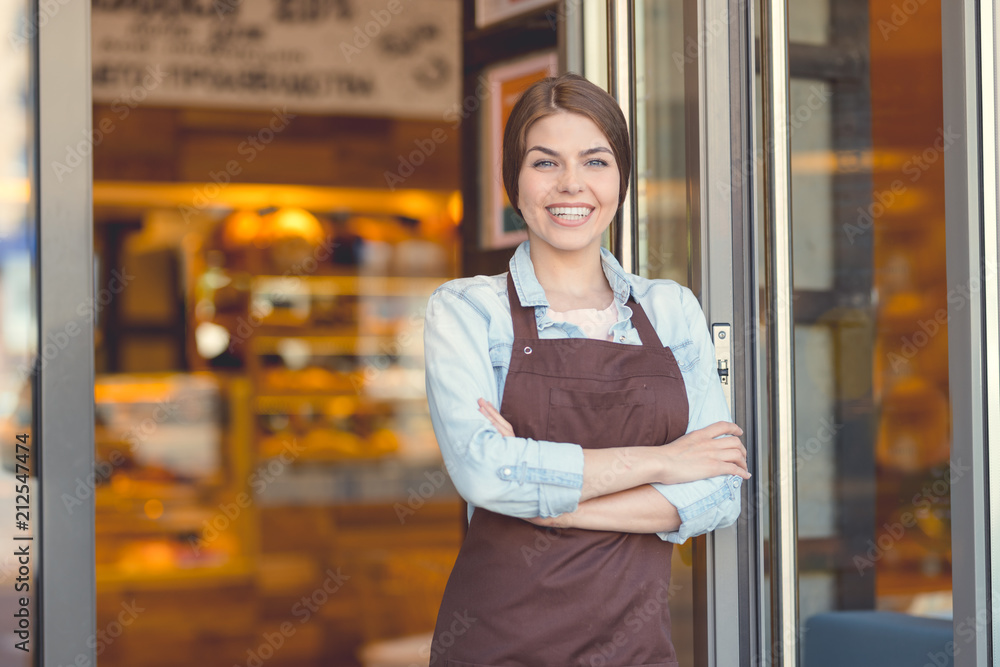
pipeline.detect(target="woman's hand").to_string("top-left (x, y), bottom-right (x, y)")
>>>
top-left (659, 421), bottom-right (750, 484)
top-left (478, 398), bottom-right (515, 436)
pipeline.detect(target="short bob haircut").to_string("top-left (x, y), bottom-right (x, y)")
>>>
top-left (502, 73), bottom-right (631, 219)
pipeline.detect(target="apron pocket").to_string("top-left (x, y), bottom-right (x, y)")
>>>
top-left (546, 386), bottom-right (656, 448)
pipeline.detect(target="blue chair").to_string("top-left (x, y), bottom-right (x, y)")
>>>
top-left (804, 611), bottom-right (954, 667)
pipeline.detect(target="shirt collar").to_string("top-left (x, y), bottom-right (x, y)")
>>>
top-left (508, 239), bottom-right (634, 308)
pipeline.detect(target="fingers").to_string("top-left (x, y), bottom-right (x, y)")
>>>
top-left (699, 447), bottom-right (751, 479)
top-left (478, 398), bottom-right (502, 422)
top-left (711, 444), bottom-right (749, 474)
top-left (729, 437), bottom-right (748, 460)
top-left (730, 462), bottom-right (752, 479)
top-left (477, 398), bottom-right (515, 437)
top-left (678, 423), bottom-right (746, 453)
top-left (699, 421), bottom-right (747, 459)
top-left (702, 420), bottom-right (744, 439)
top-left (727, 454), bottom-right (751, 477)
top-left (671, 423), bottom-right (752, 480)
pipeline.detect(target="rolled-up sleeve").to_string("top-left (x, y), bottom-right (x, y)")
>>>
top-left (424, 285), bottom-right (585, 518)
top-left (653, 475), bottom-right (743, 543)
top-left (651, 285), bottom-right (743, 543)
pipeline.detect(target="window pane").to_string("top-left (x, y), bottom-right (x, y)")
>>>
top-left (777, 0), bottom-right (952, 662)
top-left (637, 0), bottom-right (693, 286)
top-left (636, 1), bottom-right (700, 664)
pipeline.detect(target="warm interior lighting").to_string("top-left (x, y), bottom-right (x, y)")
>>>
top-left (221, 209), bottom-right (263, 249)
top-left (93, 181), bottom-right (459, 221)
top-left (144, 499), bottom-right (164, 520)
top-left (258, 207), bottom-right (325, 245)
top-left (447, 190), bottom-right (463, 225)
top-left (195, 322), bottom-right (231, 359)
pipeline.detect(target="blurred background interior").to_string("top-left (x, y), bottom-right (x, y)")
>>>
top-left (0, 0), bottom-right (956, 665)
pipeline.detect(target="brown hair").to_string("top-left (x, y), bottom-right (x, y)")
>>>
top-left (502, 72), bottom-right (631, 218)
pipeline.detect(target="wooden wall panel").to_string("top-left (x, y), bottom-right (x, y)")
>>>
top-left (94, 106), bottom-right (460, 191)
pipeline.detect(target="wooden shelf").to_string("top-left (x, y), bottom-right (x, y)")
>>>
top-left (96, 557), bottom-right (256, 591)
top-left (252, 275), bottom-right (450, 297)
top-left (252, 333), bottom-right (424, 355)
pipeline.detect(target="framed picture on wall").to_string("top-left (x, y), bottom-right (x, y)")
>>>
top-left (475, 0), bottom-right (556, 28)
top-left (480, 50), bottom-right (559, 250)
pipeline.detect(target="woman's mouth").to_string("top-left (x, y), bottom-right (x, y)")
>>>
top-left (545, 206), bottom-right (594, 225)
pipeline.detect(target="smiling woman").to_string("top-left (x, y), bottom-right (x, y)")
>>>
top-left (423, 73), bottom-right (748, 666)
top-left (514, 112), bottom-right (621, 277)
top-left (502, 74), bottom-right (631, 222)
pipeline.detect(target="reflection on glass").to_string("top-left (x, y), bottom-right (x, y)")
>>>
top-left (788, 0), bottom-right (830, 45)
top-left (637, 0), bottom-right (691, 285)
top-left (868, 0), bottom-right (951, 614)
top-left (0, 2), bottom-right (37, 666)
top-left (636, 1), bottom-right (698, 665)
top-left (751, 2), bottom-right (774, 657)
top-left (780, 0), bottom-right (952, 662)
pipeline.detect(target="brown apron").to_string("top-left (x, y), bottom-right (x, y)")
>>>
top-left (430, 273), bottom-right (690, 667)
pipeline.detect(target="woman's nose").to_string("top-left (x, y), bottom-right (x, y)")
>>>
top-left (558, 165), bottom-right (584, 193)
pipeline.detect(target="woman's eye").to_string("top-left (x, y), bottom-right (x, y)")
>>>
top-left (532, 159), bottom-right (555, 168)
top-left (587, 159), bottom-right (610, 167)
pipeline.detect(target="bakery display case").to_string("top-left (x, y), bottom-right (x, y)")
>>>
top-left (189, 205), bottom-right (452, 475)
top-left (92, 185), bottom-right (466, 666)
top-left (249, 275), bottom-right (444, 466)
top-left (94, 372), bottom-right (255, 588)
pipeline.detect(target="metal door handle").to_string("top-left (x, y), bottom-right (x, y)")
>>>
top-left (712, 323), bottom-right (732, 412)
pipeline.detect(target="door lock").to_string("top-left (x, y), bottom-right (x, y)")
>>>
top-left (712, 323), bottom-right (732, 412)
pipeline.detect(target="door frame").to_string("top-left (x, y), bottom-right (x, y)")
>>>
top-left (569, 0), bottom-right (761, 664)
top-left (575, 0), bottom-right (1000, 665)
top-left (700, 0), bottom-right (761, 664)
top-left (38, 1), bottom-right (97, 665)
top-left (943, 2), bottom-right (999, 667)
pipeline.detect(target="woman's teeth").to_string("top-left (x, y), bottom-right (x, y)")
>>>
top-left (547, 207), bottom-right (592, 221)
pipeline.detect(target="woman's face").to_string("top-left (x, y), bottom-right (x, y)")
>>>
top-left (516, 111), bottom-right (620, 257)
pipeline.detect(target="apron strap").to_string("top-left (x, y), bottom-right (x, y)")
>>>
top-left (506, 272), bottom-right (539, 340)
top-left (507, 271), bottom-right (666, 348)
top-left (625, 296), bottom-right (663, 349)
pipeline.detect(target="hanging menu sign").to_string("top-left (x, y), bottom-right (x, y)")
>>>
top-left (91, 0), bottom-right (460, 118)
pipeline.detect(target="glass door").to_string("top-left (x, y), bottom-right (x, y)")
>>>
top-left (581, 0), bottom-right (979, 664)
top-left (580, 0), bottom-right (996, 664)
top-left (631, 0), bottom-right (759, 662)
top-left (633, 2), bottom-right (705, 664)
top-left (573, 1), bottom-right (758, 664)
top-left (753, 0), bottom-right (986, 665)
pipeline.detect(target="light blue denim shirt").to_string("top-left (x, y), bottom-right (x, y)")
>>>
top-left (424, 240), bottom-right (742, 544)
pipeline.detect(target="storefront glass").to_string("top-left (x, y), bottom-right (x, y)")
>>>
top-left (760, 0), bottom-right (953, 660)
top-left (89, 3), bottom-right (463, 665)
top-left (635, 2), bottom-right (699, 663)
top-left (72, 0), bottom-right (968, 663)
top-left (636, 0), bottom-right (693, 287)
top-left (92, 190), bottom-right (461, 666)
top-left (0, 1), bottom-right (37, 665)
